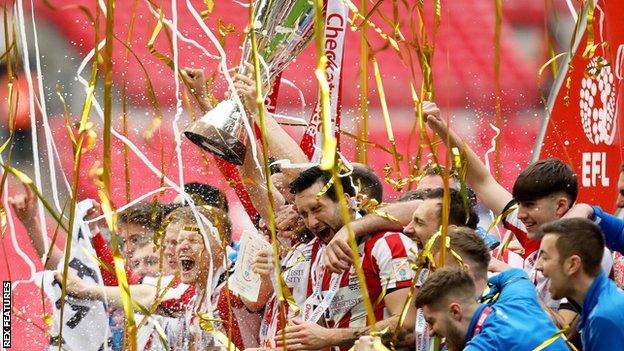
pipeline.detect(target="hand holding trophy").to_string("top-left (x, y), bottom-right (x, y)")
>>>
top-left (184, 0), bottom-right (317, 165)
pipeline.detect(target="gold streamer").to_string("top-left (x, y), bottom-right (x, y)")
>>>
top-left (344, 0), bottom-right (399, 52)
top-left (197, 313), bottom-right (239, 351)
top-left (371, 55), bottom-right (403, 188)
top-left (247, 2), bottom-right (298, 347)
top-left (532, 328), bottom-right (578, 351)
top-left (451, 147), bottom-right (471, 225)
top-left (493, 0), bottom-right (503, 182)
top-left (581, 0), bottom-right (596, 59)
top-left (355, 0), bottom-right (369, 164)
top-left (147, 9), bottom-right (174, 70)
top-left (121, 0), bottom-right (139, 203)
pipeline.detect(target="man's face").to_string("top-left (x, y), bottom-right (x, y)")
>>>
top-left (163, 226), bottom-right (179, 275)
top-left (294, 181), bottom-right (345, 244)
top-left (129, 244), bottom-right (159, 279)
top-left (517, 195), bottom-right (566, 239)
top-left (617, 171), bottom-right (624, 209)
top-left (403, 199), bottom-right (441, 248)
top-left (535, 234), bottom-right (569, 300)
top-left (119, 222), bottom-right (152, 262)
top-left (176, 229), bottom-right (209, 284)
top-left (422, 305), bottom-right (466, 351)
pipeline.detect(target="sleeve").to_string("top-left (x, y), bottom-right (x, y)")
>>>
top-left (585, 315), bottom-right (624, 350)
top-left (159, 284), bottom-right (195, 316)
top-left (592, 206), bottom-right (624, 254)
top-left (465, 326), bottom-right (500, 351)
top-left (92, 232), bottom-right (140, 285)
top-left (487, 268), bottom-right (535, 303)
top-left (371, 233), bottom-right (416, 290)
top-left (501, 204), bottom-right (540, 259)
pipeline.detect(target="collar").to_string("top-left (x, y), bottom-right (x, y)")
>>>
top-left (578, 271), bottom-right (608, 331)
top-left (465, 303), bottom-right (489, 344)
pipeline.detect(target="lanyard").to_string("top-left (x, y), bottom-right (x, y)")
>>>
top-left (472, 306), bottom-right (493, 336)
top-left (303, 244), bottom-right (344, 323)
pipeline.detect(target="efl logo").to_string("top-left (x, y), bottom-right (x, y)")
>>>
top-left (579, 56), bottom-right (617, 145)
top-left (2, 281), bottom-right (10, 348)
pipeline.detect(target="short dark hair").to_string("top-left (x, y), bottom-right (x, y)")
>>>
top-left (425, 188), bottom-right (479, 229)
top-left (351, 163), bottom-right (383, 203)
top-left (118, 202), bottom-right (166, 233)
top-left (447, 227), bottom-right (490, 279)
top-left (289, 166), bottom-right (356, 201)
top-left (415, 268), bottom-right (475, 309)
top-left (183, 182), bottom-right (229, 212)
top-left (539, 218), bottom-right (605, 276)
top-left (394, 189), bottom-right (428, 203)
top-left (512, 159), bottom-right (577, 204)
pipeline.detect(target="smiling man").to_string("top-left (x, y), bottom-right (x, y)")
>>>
top-left (277, 165), bottom-right (416, 351)
top-left (415, 268), bottom-right (570, 351)
top-left (423, 105), bottom-right (617, 328)
top-left (536, 218), bottom-right (624, 350)
top-left (403, 188), bottom-right (479, 249)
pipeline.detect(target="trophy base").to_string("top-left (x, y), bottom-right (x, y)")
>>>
top-left (184, 120), bottom-right (246, 165)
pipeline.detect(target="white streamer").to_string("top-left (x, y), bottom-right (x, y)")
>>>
top-left (143, 0), bottom-right (220, 60)
top-left (483, 123), bottom-right (502, 233)
top-left (29, 1), bottom-right (72, 213)
top-left (14, 0), bottom-right (49, 252)
top-left (171, 0), bottom-right (186, 199)
top-left (565, 0), bottom-right (578, 23)
top-left (266, 111), bottom-right (309, 125)
top-left (279, 77), bottom-right (307, 112)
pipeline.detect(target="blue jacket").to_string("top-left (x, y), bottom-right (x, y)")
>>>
top-left (465, 269), bottom-right (569, 351)
top-left (578, 271), bottom-right (624, 350)
top-left (592, 206), bottom-right (624, 253)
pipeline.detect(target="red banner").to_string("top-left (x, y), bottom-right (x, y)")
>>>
top-left (537, 0), bottom-right (624, 212)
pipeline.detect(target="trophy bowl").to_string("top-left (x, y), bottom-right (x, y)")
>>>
top-left (184, 0), bottom-right (316, 165)
top-left (184, 99), bottom-right (247, 165)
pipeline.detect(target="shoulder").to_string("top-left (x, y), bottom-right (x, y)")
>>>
top-left (590, 285), bottom-right (624, 321)
top-left (364, 231), bottom-right (416, 258)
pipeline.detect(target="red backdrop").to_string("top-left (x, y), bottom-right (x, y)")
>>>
top-left (538, 0), bottom-right (624, 212)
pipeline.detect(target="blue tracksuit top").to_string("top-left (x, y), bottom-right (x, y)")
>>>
top-left (464, 269), bottom-right (570, 351)
top-left (577, 271), bottom-right (624, 351)
top-left (592, 206), bottom-right (624, 253)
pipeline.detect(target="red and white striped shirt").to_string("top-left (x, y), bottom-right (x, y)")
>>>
top-left (309, 232), bottom-right (415, 331)
top-left (260, 239), bottom-right (323, 346)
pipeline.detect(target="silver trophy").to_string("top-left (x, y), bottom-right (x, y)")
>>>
top-left (185, 0), bottom-right (316, 165)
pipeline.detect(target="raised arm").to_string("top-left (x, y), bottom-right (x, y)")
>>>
top-left (55, 270), bottom-right (159, 310)
top-left (324, 199), bottom-right (421, 272)
top-left (181, 67), bottom-right (213, 113)
top-left (424, 101), bottom-right (512, 215)
top-left (233, 67), bottom-right (308, 183)
top-left (565, 203), bottom-right (624, 253)
top-left (9, 184), bottom-right (62, 270)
